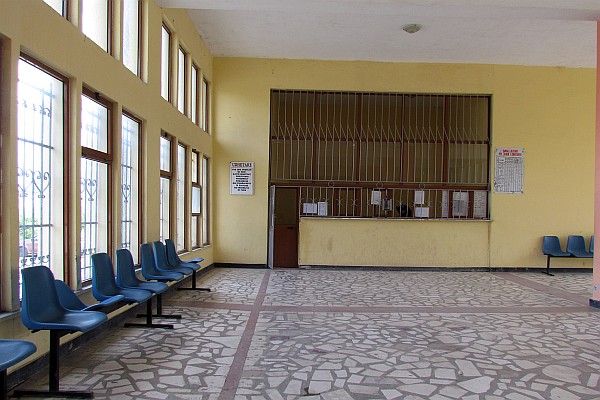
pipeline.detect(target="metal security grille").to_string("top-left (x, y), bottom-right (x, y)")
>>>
top-left (270, 90), bottom-right (490, 219)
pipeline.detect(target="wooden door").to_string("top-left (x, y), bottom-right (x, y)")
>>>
top-left (273, 187), bottom-right (299, 268)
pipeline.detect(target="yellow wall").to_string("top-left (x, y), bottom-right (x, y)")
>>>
top-left (214, 58), bottom-right (595, 268)
top-left (0, 0), bottom-right (214, 366)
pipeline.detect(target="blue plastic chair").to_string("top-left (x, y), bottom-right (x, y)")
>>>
top-left (90, 252), bottom-right (174, 329)
top-left (542, 236), bottom-right (571, 276)
top-left (566, 235), bottom-right (593, 258)
top-left (116, 249), bottom-right (169, 294)
top-left (0, 339), bottom-right (36, 400)
top-left (116, 248), bottom-right (178, 327)
top-left (590, 235), bottom-right (594, 254)
top-left (140, 243), bottom-right (184, 282)
top-left (165, 238), bottom-right (204, 266)
top-left (164, 239), bottom-right (210, 292)
top-left (18, 266), bottom-right (107, 398)
top-left (54, 280), bottom-right (124, 312)
top-left (91, 253), bottom-right (152, 304)
top-left (152, 241), bottom-right (194, 275)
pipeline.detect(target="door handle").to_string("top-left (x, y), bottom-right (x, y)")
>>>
top-left (287, 226), bottom-right (294, 230)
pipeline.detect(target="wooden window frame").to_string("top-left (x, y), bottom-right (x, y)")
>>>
top-left (191, 63), bottom-right (199, 125)
top-left (176, 142), bottom-right (188, 251)
top-left (122, 0), bottom-right (142, 77)
top-left (121, 110), bottom-right (143, 261)
top-left (177, 46), bottom-right (187, 115)
top-left (81, 87), bottom-right (113, 285)
top-left (161, 24), bottom-right (172, 102)
top-left (191, 150), bottom-right (201, 249)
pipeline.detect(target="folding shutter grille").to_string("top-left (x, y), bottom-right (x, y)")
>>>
top-left (270, 90), bottom-right (491, 220)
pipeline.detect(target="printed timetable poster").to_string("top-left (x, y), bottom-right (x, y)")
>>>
top-left (230, 162), bottom-right (254, 195)
top-left (494, 148), bottom-right (524, 194)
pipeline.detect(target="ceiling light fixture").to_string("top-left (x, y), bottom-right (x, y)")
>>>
top-left (402, 24), bottom-right (422, 34)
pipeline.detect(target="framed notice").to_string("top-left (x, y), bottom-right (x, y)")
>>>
top-left (230, 162), bottom-right (254, 195)
top-left (494, 148), bottom-right (524, 194)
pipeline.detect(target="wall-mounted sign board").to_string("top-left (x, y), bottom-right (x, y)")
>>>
top-left (230, 162), bottom-right (254, 195)
top-left (494, 148), bottom-right (524, 194)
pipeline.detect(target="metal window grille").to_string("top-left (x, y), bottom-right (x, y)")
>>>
top-left (176, 144), bottom-right (186, 250)
top-left (202, 156), bottom-right (210, 245)
top-left (121, 114), bottom-right (140, 259)
top-left (80, 95), bottom-right (110, 282)
top-left (270, 90), bottom-right (490, 219)
top-left (17, 60), bottom-right (63, 297)
top-left (159, 136), bottom-right (172, 242)
top-left (159, 177), bottom-right (171, 242)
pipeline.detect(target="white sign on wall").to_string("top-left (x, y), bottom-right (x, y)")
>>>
top-left (230, 162), bottom-right (254, 195)
top-left (494, 148), bottom-right (524, 194)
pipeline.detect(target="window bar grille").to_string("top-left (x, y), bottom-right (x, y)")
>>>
top-left (270, 90), bottom-right (490, 220)
top-left (17, 62), bottom-right (61, 298)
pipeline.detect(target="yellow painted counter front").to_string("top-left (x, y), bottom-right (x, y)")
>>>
top-left (298, 218), bottom-right (490, 268)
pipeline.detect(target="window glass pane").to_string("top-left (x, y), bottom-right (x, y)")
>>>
top-left (177, 48), bottom-right (185, 114)
top-left (81, 96), bottom-right (109, 152)
top-left (191, 65), bottom-right (198, 124)
top-left (159, 177), bottom-right (170, 242)
top-left (43, 0), bottom-right (65, 15)
top-left (121, 114), bottom-right (140, 261)
top-left (202, 157), bottom-right (210, 245)
top-left (191, 151), bottom-right (198, 183)
top-left (191, 216), bottom-right (198, 248)
top-left (201, 78), bottom-right (208, 131)
top-left (176, 145), bottom-right (186, 250)
top-left (17, 59), bottom-right (65, 296)
top-left (161, 26), bottom-right (170, 100)
top-left (160, 136), bottom-right (171, 172)
top-left (80, 159), bottom-right (109, 282)
top-left (123, 0), bottom-right (140, 75)
top-left (192, 187), bottom-right (201, 214)
top-left (81, 0), bottom-right (109, 52)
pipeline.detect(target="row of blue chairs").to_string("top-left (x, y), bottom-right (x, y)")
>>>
top-left (3, 239), bottom-right (207, 399)
top-left (542, 235), bottom-right (594, 276)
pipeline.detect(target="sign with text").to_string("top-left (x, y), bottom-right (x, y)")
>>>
top-left (230, 162), bottom-right (255, 195)
top-left (494, 148), bottom-right (524, 194)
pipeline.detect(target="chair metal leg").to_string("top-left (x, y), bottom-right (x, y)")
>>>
top-left (136, 294), bottom-right (181, 320)
top-left (1, 369), bottom-right (7, 400)
top-left (176, 271), bottom-right (211, 292)
top-left (13, 331), bottom-right (95, 398)
top-left (127, 298), bottom-right (173, 329)
top-left (542, 255), bottom-right (554, 276)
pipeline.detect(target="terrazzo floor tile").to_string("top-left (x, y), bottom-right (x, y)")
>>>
top-left (516, 272), bottom-right (593, 297)
top-left (175, 269), bottom-right (266, 304)
top-left (263, 270), bottom-right (582, 308)
top-left (12, 268), bottom-right (600, 400)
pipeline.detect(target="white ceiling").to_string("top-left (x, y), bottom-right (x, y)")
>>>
top-left (157, 0), bottom-right (600, 68)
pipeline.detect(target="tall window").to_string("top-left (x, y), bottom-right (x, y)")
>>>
top-left (270, 90), bottom-right (491, 220)
top-left (17, 57), bottom-right (66, 295)
top-left (121, 113), bottom-right (141, 262)
top-left (202, 156), bottom-right (211, 245)
top-left (177, 47), bottom-right (187, 114)
top-left (201, 78), bottom-right (209, 132)
top-left (176, 144), bottom-right (187, 251)
top-left (122, 0), bottom-right (140, 76)
top-left (159, 135), bottom-right (172, 241)
top-left (43, 0), bottom-right (66, 16)
top-left (81, 0), bottom-right (110, 52)
top-left (191, 150), bottom-right (201, 248)
top-left (81, 90), bottom-right (112, 282)
top-left (191, 64), bottom-right (199, 125)
top-left (161, 25), bottom-right (171, 101)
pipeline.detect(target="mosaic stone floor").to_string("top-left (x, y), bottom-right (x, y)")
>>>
top-left (14, 268), bottom-right (600, 400)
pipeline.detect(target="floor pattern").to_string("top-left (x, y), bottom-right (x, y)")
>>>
top-left (14, 269), bottom-right (600, 400)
